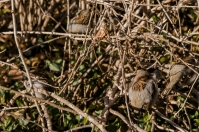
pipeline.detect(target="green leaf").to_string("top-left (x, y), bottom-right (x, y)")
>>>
top-left (195, 111), bottom-right (199, 117)
top-left (18, 119), bottom-right (29, 126)
top-left (111, 118), bottom-right (119, 126)
top-left (170, 115), bottom-right (175, 121)
top-left (190, 114), bottom-right (195, 119)
top-left (177, 96), bottom-right (184, 102)
top-left (79, 64), bottom-right (85, 71)
top-left (16, 99), bottom-right (24, 107)
top-left (160, 56), bottom-right (166, 63)
top-left (32, 111), bottom-right (37, 119)
top-left (152, 15), bottom-right (159, 22)
top-left (95, 110), bottom-right (102, 115)
top-left (0, 9), bottom-right (7, 14)
top-left (143, 112), bottom-right (150, 122)
top-left (195, 119), bottom-right (199, 126)
top-left (7, 123), bottom-right (18, 131)
top-left (4, 116), bottom-right (13, 128)
top-left (63, 118), bottom-right (68, 127)
top-left (0, 89), bottom-right (5, 95)
top-left (37, 38), bottom-right (44, 43)
top-left (0, 45), bottom-right (6, 51)
top-left (67, 114), bottom-right (72, 120)
top-left (45, 60), bottom-right (50, 65)
top-left (190, 9), bottom-right (197, 21)
top-left (70, 60), bottom-right (75, 65)
top-left (75, 115), bottom-right (83, 122)
top-left (49, 63), bottom-right (60, 72)
top-left (72, 79), bottom-right (78, 86)
top-left (55, 59), bottom-right (62, 64)
top-left (93, 72), bottom-right (98, 79)
top-left (83, 118), bottom-right (88, 125)
top-left (0, 92), bottom-right (5, 104)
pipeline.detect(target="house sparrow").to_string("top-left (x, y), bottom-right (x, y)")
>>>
top-left (159, 56), bottom-right (198, 97)
top-left (161, 64), bottom-right (186, 97)
top-left (24, 75), bottom-right (48, 99)
top-left (128, 70), bottom-right (159, 112)
top-left (69, 9), bottom-right (90, 33)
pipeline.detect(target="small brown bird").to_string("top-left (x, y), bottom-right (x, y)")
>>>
top-left (160, 57), bottom-right (199, 97)
top-left (24, 74), bottom-right (49, 99)
top-left (160, 64), bottom-right (190, 97)
top-left (69, 9), bottom-right (90, 33)
top-left (93, 21), bottom-right (109, 41)
top-left (128, 70), bottom-right (159, 112)
top-left (71, 9), bottom-right (90, 25)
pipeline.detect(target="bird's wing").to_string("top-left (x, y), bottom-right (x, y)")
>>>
top-left (145, 79), bottom-right (158, 107)
top-left (161, 64), bottom-right (186, 96)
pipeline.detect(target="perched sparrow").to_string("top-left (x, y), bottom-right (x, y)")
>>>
top-left (69, 9), bottom-right (90, 33)
top-left (160, 64), bottom-right (192, 97)
top-left (93, 21), bottom-right (109, 41)
top-left (24, 75), bottom-right (49, 99)
top-left (128, 70), bottom-right (159, 112)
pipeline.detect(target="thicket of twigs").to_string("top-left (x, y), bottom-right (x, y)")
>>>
top-left (0, 0), bottom-right (199, 131)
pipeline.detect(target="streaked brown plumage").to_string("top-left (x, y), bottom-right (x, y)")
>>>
top-left (128, 70), bottom-right (159, 111)
top-left (132, 76), bottom-right (148, 92)
top-left (71, 9), bottom-right (90, 25)
top-left (93, 21), bottom-right (109, 41)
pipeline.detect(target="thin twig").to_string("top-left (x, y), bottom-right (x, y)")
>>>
top-left (10, 0), bottom-right (32, 88)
